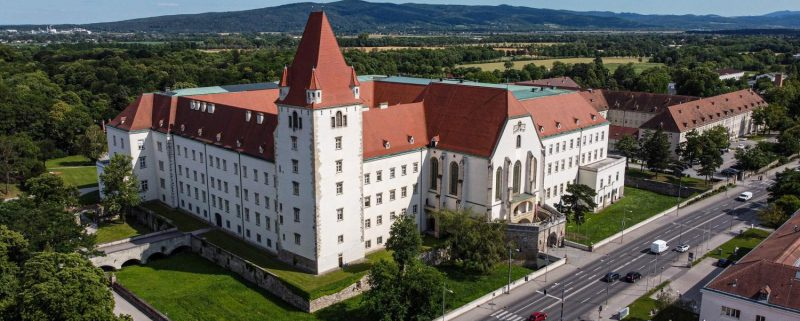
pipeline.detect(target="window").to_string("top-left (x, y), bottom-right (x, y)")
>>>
top-left (291, 136), bottom-right (298, 150)
top-left (338, 235), bottom-right (344, 244)
top-left (158, 160), bottom-right (164, 171)
top-left (364, 196), bottom-right (371, 207)
top-left (377, 236), bottom-right (383, 244)
top-left (512, 161), bottom-right (521, 194)
top-left (235, 186), bottom-right (240, 198)
top-left (389, 190), bottom-right (395, 201)
top-left (292, 159), bottom-right (299, 173)
top-left (376, 193), bottom-right (383, 205)
top-left (429, 158), bottom-right (439, 190)
top-left (242, 165), bottom-right (248, 178)
top-left (495, 167), bottom-right (503, 201)
top-left (140, 180), bottom-right (149, 192)
top-left (294, 233), bottom-right (301, 245)
top-left (365, 240), bottom-right (372, 249)
top-left (413, 205), bottom-right (418, 214)
top-left (401, 187), bottom-right (407, 198)
top-left (401, 165), bottom-right (407, 176)
top-left (264, 172), bottom-right (269, 185)
top-left (365, 219), bottom-right (371, 228)
top-left (547, 163), bottom-right (552, 175)
top-left (449, 162), bottom-right (459, 196)
top-left (160, 178), bottom-right (165, 188)
top-left (516, 135), bottom-right (521, 148)
top-left (548, 144), bottom-right (553, 155)
top-left (335, 160), bottom-right (343, 173)
top-left (413, 183), bottom-right (418, 194)
top-left (137, 139), bottom-right (145, 150)
top-left (337, 208), bottom-right (343, 221)
top-left (139, 156), bottom-right (147, 168)
top-left (157, 141), bottom-right (162, 152)
top-left (755, 315), bottom-right (766, 321)
top-left (336, 182), bottom-right (343, 195)
top-left (292, 181), bottom-right (300, 196)
top-left (364, 173), bottom-right (370, 185)
top-left (335, 136), bottom-right (342, 150)
top-left (389, 167), bottom-right (396, 179)
top-left (561, 160), bottom-right (565, 170)
top-left (413, 162), bottom-right (419, 173)
top-left (570, 139), bottom-right (574, 148)
top-left (555, 142), bottom-right (559, 153)
top-left (222, 159), bottom-right (227, 171)
top-left (377, 215), bottom-right (383, 225)
top-left (244, 189), bottom-right (249, 201)
top-left (294, 208), bottom-right (300, 222)
top-left (376, 170), bottom-right (383, 182)
top-left (390, 211), bottom-right (397, 221)
top-left (720, 306), bottom-right (740, 319)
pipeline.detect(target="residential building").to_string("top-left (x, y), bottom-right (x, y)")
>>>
top-left (515, 77), bottom-right (582, 91)
top-left (718, 68), bottom-right (746, 81)
top-left (700, 212), bottom-right (800, 321)
top-left (98, 11), bottom-right (624, 275)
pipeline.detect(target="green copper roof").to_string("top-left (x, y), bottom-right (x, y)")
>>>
top-left (165, 82), bottom-right (279, 96)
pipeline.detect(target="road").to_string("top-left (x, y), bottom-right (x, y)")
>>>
top-left (469, 178), bottom-right (773, 321)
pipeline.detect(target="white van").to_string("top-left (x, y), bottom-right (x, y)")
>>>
top-left (650, 240), bottom-right (669, 254)
top-left (737, 191), bottom-right (753, 201)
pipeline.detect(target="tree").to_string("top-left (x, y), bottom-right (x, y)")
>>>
top-left (100, 154), bottom-right (141, 223)
top-left (677, 130), bottom-right (702, 165)
top-left (17, 252), bottom-right (129, 321)
top-left (774, 195), bottom-right (800, 217)
top-left (612, 63), bottom-right (637, 90)
top-left (364, 260), bottom-right (443, 321)
top-left (615, 134), bottom-right (639, 168)
top-left (385, 215), bottom-right (422, 271)
top-left (503, 61), bottom-right (514, 71)
top-left (778, 125), bottom-right (800, 156)
top-left (0, 199), bottom-right (93, 253)
top-left (768, 169), bottom-right (800, 202)
top-left (0, 134), bottom-right (43, 194)
top-left (560, 183), bottom-right (598, 223)
top-left (76, 125), bottom-right (107, 163)
top-left (0, 225), bottom-right (28, 317)
top-left (635, 67), bottom-right (671, 94)
top-left (759, 204), bottom-right (790, 229)
top-left (698, 145), bottom-right (723, 182)
top-left (434, 210), bottom-right (506, 274)
top-left (734, 145), bottom-right (773, 173)
top-left (703, 126), bottom-right (730, 150)
top-left (23, 173), bottom-right (78, 208)
top-left (641, 129), bottom-right (671, 174)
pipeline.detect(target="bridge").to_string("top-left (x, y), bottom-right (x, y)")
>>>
top-left (91, 228), bottom-right (191, 270)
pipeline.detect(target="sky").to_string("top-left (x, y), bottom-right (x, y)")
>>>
top-left (2, 0), bottom-right (800, 25)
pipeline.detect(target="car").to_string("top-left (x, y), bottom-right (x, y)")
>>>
top-left (529, 311), bottom-right (548, 321)
top-left (602, 272), bottom-right (621, 283)
top-left (717, 259), bottom-right (733, 268)
top-left (737, 143), bottom-right (745, 149)
top-left (676, 244), bottom-right (690, 253)
top-left (624, 272), bottom-right (642, 283)
top-left (737, 191), bottom-right (753, 201)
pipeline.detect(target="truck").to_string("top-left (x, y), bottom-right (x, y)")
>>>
top-left (650, 240), bottom-right (669, 254)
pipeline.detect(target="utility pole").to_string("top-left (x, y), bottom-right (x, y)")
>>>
top-left (559, 282), bottom-right (566, 321)
top-left (604, 254), bottom-right (611, 306)
top-left (507, 247), bottom-right (512, 294)
top-left (441, 283), bottom-right (452, 321)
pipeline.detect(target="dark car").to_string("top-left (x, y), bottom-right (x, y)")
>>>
top-left (528, 312), bottom-right (547, 321)
top-left (717, 259), bottom-right (733, 267)
top-left (602, 272), bottom-right (621, 283)
top-left (624, 272), bottom-right (642, 283)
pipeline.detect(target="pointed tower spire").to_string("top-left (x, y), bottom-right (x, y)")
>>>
top-left (277, 11), bottom-right (361, 108)
top-left (279, 65), bottom-right (289, 87)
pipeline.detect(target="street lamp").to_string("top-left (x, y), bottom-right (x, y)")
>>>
top-left (603, 254), bottom-right (611, 306)
top-left (507, 247), bottom-right (520, 294)
top-left (620, 209), bottom-right (631, 243)
top-left (441, 283), bottom-right (453, 321)
top-left (559, 281), bottom-right (567, 321)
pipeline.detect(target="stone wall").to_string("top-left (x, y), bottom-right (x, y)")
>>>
top-left (419, 248), bottom-right (450, 266)
top-left (111, 282), bottom-right (172, 321)
top-left (309, 274), bottom-right (369, 312)
top-left (130, 207), bottom-right (175, 232)
top-left (625, 176), bottom-right (705, 197)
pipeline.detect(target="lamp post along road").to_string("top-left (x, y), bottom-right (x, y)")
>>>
top-left (441, 284), bottom-right (452, 321)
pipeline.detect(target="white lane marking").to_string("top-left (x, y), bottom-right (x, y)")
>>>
top-left (495, 310), bottom-right (509, 318)
top-left (490, 310), bottom-right (503, 317)
top-left (509, 315), bottom-right (523, 321)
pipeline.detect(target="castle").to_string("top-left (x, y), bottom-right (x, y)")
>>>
top-left (100, 11), bottom-right (626, 274)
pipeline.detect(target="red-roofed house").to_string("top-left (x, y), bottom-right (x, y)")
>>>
top-left (516, 77), bottom-right (581, 91)
top-left (101, 11), bottom-right (628, 275)
top-left (700, 211), bottom-right (800, 320)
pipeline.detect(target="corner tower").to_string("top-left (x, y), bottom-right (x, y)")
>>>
top-left (274, 11), bottom-right (365, 274)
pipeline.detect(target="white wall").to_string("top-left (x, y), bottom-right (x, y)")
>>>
top-left (700, 289), bottom-right (800, 321)
top-left (541, 124), bottom-right (609, 207)
top-left (489, 116), bottom-right (543, 222)
top-left (105, 127), bottom-right (159, 201)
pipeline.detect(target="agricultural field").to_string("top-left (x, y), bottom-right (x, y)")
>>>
top-left (459, 57), bottom-right (662, 73)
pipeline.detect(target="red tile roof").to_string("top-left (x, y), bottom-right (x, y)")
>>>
top-left (521, 92), bottom-right (608, 138)
top-left (641, 89), bottom-right (766, 132)
top-left (359, 81), bottom-right (427, 109)
top-left (109, 93), bottom-right (176, 132)
top-left (581, 90), bottom-right (698, 114)
top-left (277, 12), bottom-right (360, 109)
top-left (609, 125), bottom-right (638, 141)
top-left (516, 77), bottom-right (581, 90)
top-left (705, 212), bottom-right (800, 311)
top-left (362, 102), bottom-right (429, 159)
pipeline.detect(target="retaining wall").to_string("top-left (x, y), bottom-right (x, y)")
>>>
top-left (111, 282), bottom-right (172, 321)
top-left (625, 176), bottom-right (705, 197)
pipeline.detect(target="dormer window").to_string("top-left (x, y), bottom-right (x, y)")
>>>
top-left (383, 140), bottom-right (391, 149)
top-left (556, 122), bottom-right (561, 129)
top-left (245, 111), bottom-right (252, 122)
top-left (259, 146), bottom-right (264, 154)
top-left (590, 114), bottom-right (597, 121)
top-left (353, 86), bottom-right (360, 99)
top-left (216, 133), bottom-right (222, 142)
top-left (408, 135), bottom-right (415, 144)
top-left (574, 118), bottom-right (580, 125)
top-left (120, 117), bottom-right (127, 125)
top-left (197, 128), bottom-right (203, 136)
top-left (236, 139), bottom-right (242, 148)
top-left (208, 104), bottom-right (215, 114)
top-left (180, 124), bottom-right (185, 132)
top-left (539, 126), bottom-right (544, 133)
top-left (159, 120), bottom-right (164, 127)
top-left (201, 102), bottom-right (207, 112)
top-left (257, 113), bottom-right (264, 124)
top-left (306, 90), bottom-right (322, 104)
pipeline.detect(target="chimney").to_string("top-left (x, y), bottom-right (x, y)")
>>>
top-left (379, 102), bottom-right (389, 109)
top-left (775, 73), bottom-right (785, 88)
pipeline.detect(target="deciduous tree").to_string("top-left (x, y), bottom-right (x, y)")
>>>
top-left (385, 215), bottom-right (422, 271)
top-left (77, 125), bottom-right (107, 163)
top-left (100, 154), bottom-right (141, 223)
top-left (434, 210), bottom-right (506, 274)
top-left (615, 134), bottom-right (639, 169)
top-left (559, 183), bottom-right (598, 223)
top-left (23, 173), bottom-right (78, 208)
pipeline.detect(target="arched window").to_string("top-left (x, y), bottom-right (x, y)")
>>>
top-left (429, 158), bottom-right (439, 190)
top-left (516, 135), bottom-right (521, 148)
top-left (449, 161), bottom-right (459, 196)
top-left (495, 167), bottom-right (503, 201)
top-left (335, 111), bottom-right (343, 127)
top-left (512, 161), bottom-right (521, 194)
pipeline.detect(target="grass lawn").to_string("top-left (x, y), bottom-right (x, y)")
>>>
top-left (705, 228), bottom-right (770, 262)
top-left (566, 187), bottom-right (690, 245)
top-left (141, 201), bottom-right (210, 232)
top-left (439, 263), bottom-right (535, 310)
top-left (626, 282), bottom-right (698, 321)
top-left (626, 168), bottom-right (710, 191)
top-left (46, 155), bottom-right (98, 189)
top-left (95, 219), bottom-right (152, 244)
top-left (459, 57), bottom-right (660, 72)
top-left (200, 229), bottom-right (390, 300)
top-left (0, 184), bottom-right (21, 200)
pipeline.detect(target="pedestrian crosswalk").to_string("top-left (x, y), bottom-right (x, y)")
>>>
top-left (489, 309), bottom-right (526, 321)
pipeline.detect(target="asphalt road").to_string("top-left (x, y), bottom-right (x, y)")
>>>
top-left (481, 179), bottom-right (772, 321)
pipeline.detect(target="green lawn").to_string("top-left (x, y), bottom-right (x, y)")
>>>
top-left (95, 219), bottom-right (152, 244)
top-left (200, 229), bottom-right (390, 300)
top-left (706, 228), bottom-right (770, 262)
top-left (626, 168), bottom-right (710, 191)
top-left (566, 187), bottom-right (690, 245)
top-left (46, 155), bottom-right (98, 189)
top-left (439, 263), bottom-right (535, 310)
top-left (626, 282), bottom-right (698, 321)
top-left (141, 201), bottom-right (210, 232)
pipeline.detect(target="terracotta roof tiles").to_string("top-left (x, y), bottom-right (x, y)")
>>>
top-left (641, 89), bottom-right (766, 132)
top-left (516, 77), bottom-right (581, 90)
top-left (521, 92), bottom-right (608, 138)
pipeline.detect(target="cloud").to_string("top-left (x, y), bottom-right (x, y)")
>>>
top-left (157, 2), bottom-right (179, 7)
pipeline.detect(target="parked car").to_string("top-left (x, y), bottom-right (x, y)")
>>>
top-left (737, 191), bottom-right (753, 201)
top-left (529, 311), bottom-right (547, 321)
top-left (603, 272), bottom-right (621, 283)
top-left (625, 272), bottom-right (642, 283)
top-left (721, 168), bottom-right (740, 176)
top-left (717, 259), bottom-right (733, 268)
top-left (676, 244), bottom-right (690, 253)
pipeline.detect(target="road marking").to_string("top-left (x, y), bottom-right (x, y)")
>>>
top-left (508, 315), bottom-right (523, 321)
top-left (494, 310), bottom-right (509, 318)
top-left (596, 288), bottom-right (605, 295)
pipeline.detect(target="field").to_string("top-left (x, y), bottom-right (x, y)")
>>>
top-left (94, 219), bottom-right (152, 244)
top-left (705, 228), bottom-right (770, 262)
top-left (45, 155), bottom-right (98, 189)
top-left (566, 187), bottom-right (691, 245)
top-left (626, 168), bottom-right (711, 191)
top-left (459, 57), bottom-right (662, 73)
